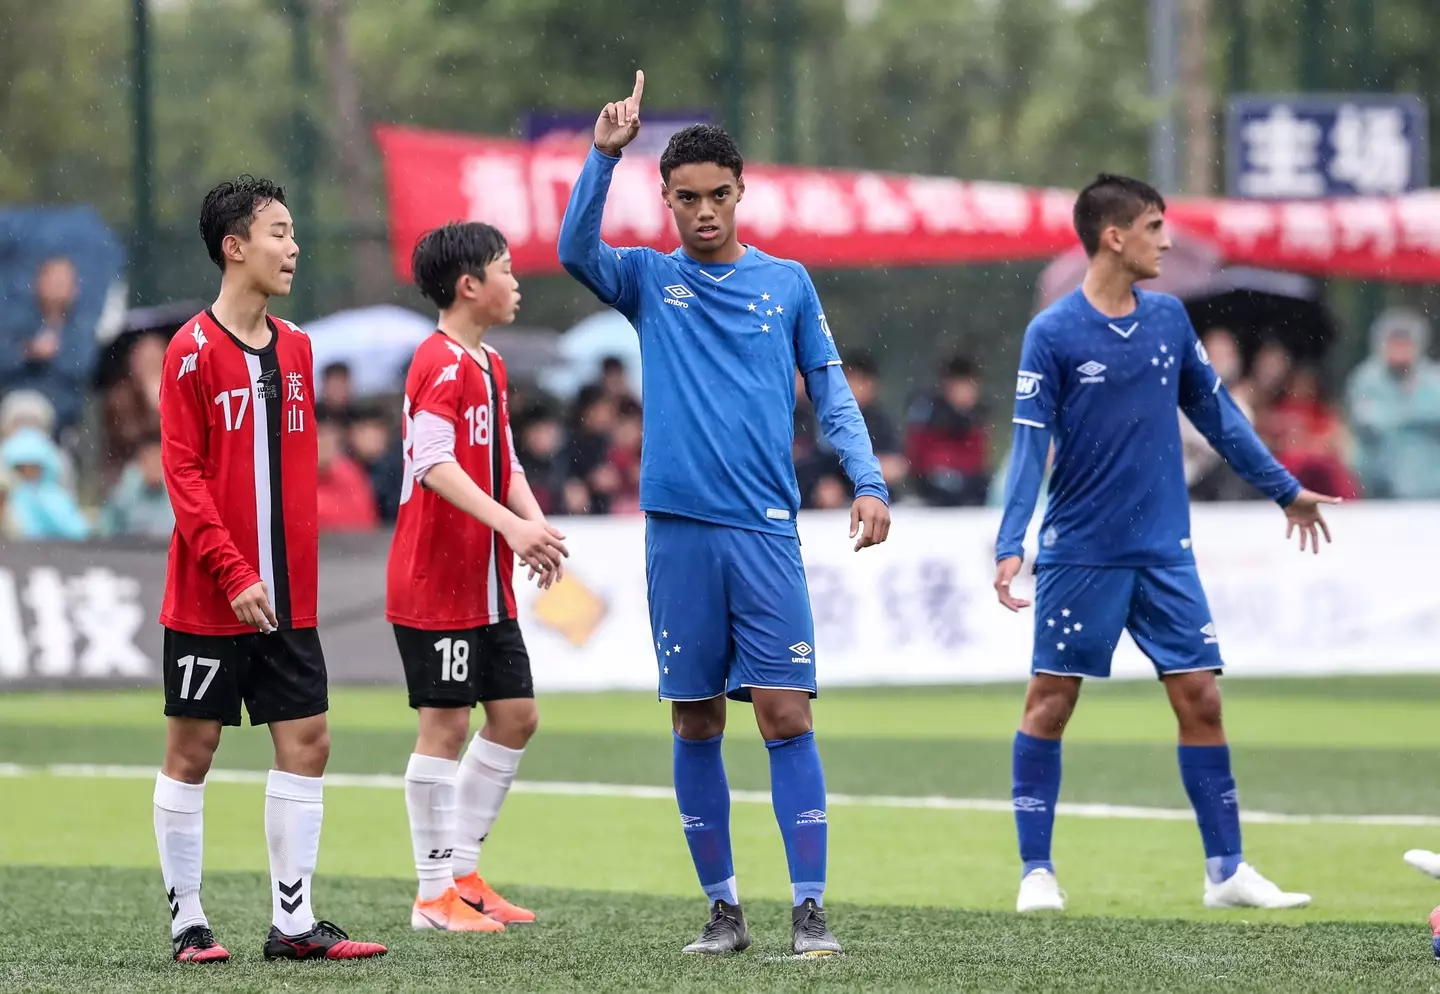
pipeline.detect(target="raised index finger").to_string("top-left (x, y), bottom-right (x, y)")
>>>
top-left (632, 69), bottom-right (645, 104)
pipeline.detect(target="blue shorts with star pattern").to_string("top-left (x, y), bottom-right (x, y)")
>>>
top-left (645, 513), bottom-right (818, 702)
top-left (1031, 564), bottom-right (1223, 679)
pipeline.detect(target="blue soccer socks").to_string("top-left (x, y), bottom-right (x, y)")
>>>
top-left (766, 731), bottom-right (828, 907)
top-left (1013, 731), bottom-right (1062, 876)
top-left (1178, 744), bottom-right (1244, 882)
top-left (672, 732), bottom-right (738, 905)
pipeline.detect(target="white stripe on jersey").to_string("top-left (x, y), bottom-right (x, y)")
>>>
top-left (245, 353), bottom-right (276, 603)
top-left (484, 369), bottom-right (500, 622)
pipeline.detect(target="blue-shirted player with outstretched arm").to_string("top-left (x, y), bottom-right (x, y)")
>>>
top-left (558, 71), bottom-right (890, 957)
top-left (994, 174), bottom-right (1339, 915)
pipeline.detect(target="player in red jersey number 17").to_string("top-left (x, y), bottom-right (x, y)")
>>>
top-left (153, 175), bottom-right (384, 965)
top-left (386, 222), bottom-right (568, 932)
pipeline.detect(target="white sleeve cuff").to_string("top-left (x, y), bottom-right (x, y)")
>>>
top-left (506, 421), bottom-right (524, 474)
top-left (411, 410), bottom-right (457, 482)
top-left (1013, 417), bottom-right (1047, 429)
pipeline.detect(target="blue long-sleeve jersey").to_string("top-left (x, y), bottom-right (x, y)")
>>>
top-left (558, 145), bottom-right (887, 534)
top-left (996, 288), bottom-right (1300, 566)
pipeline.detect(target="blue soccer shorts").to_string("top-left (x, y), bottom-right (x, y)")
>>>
top-left (1030, 563), bottom-right (1223, 679)
top-left (644, 513), bottom-right (818, 702)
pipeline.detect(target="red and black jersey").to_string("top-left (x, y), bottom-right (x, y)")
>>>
top-left (386, 332), bottom-right (518, 630)
top-left (159, 309), bottom-right (319, 635)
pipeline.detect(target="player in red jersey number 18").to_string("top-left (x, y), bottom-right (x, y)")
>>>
top-left (386, 222), bottom-right (568, 932)
top-left (153, 176), bottom-right (384, 965)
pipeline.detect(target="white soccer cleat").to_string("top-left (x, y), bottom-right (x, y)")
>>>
top-left (1202, 862), bottom-right (1310, 909)
top-left (1403, 849), bottom-right (1440, 879)
top-left (1016, 868), bottom-right (1066, 913)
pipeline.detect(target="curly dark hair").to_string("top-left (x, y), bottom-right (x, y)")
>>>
top-left (199, 175), bottom-right (287, 269)
top-left (411, 222), bottom-right (509, 309)
top-left (659, 124), bottom-right (744, 184)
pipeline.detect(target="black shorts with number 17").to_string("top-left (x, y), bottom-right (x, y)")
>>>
top-left (162, 627), bottom-right (329, 727)
top-left (394, 620), bottom-right (534, 709)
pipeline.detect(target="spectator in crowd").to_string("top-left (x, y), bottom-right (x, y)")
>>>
top-left (844, 351), bottom-right (908, 491)
top-left (102, 331), bottom-right (166, 486)
top-left (0, 257), bottom-right (94, 432)
top-left (606, 403), bottom-right (644, 514)
top-left (1243, 338), bottom-right (1293, 440)
top-left (101, 431), bottom-right (174, 539)
top-left (905, 356), bottom-right (991, 506)
top-left (513, 403), bottom-right (565, 516)
top-left (0, 425), bottom-right (89, 540)
top-left (0, 388), bottom-right (77, 493)
top-left (598, 355), bottom-right (638, 408)
top-left (347, 402), bottom-right (403, 522)
top-left (1269, 363), bottom-right (1360, 499)
top-left (1346, 308), bottom-right (1440, 499)
top-left (563, 385), bottom-right (621, 514)
top-left (315, 416), bottom-right (379, 532)
top-left (1183, 327), bottom-right (1262, 502)
top-left (0, 468), bottom-right (14, 539)
top-left (320, 361), bottom-right (355, 413)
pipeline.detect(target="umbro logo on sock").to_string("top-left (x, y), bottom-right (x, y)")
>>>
top-left (1013, 796), bottom-right (1048, 813)
top-left (680, 813), bottom-right (705, 830)
top-left (796, 809), bottom-right (827, 825)
top-left (278, 879), bottom-right (304, 915)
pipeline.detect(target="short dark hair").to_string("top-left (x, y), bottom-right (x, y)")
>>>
top-left (411, 222), bottom-right (509, 309)
top-left (845, 350), bottom-right (879, 377)
top-left (601, 355), bottom-right (626, 375)
top-left (199, 175), bottom-right (287, 270)
top-left (943, 356), bottom-right (978, 380)
top-left (1073, 174), bottom-right (1166, 257)
top-left (659, 125), bottom-right (744, 184)
top-left (322, 361), bottom-right (351, 380)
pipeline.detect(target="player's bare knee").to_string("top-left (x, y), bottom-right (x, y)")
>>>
top-left (417, 706), bottom-right (471, 758)
top-left (480, 699), bottom-right (539, 749)
top-left (163, 718), bottom-right (220, 782)
top-left (1167, 672), bottom-right (1224, 734)
top-left (752, 692), bottom-right (813, 741)
top-left (672, 697), bottom-right (725, 740)
top-left (272, 715), bottom-right (330, 776)
top-left (1021, 677), bottom-right (1080, 738)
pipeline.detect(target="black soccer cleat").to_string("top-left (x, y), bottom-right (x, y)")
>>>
top-left (262, 920), bottom-right (388, 961)
top-left (681, 899), bottom-right (752, 955)
top-left (791, 898), bottom-right (842, 957)
top-left (172, 924), bottom-right (230, 963)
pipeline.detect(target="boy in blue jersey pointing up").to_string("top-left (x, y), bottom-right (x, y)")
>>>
top-left (995, 174), bottom-right (1339, 914)
top-left (559, 71), bottom-right (890, 957)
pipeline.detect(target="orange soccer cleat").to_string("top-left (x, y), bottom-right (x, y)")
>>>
top-left (454, 872), bottom-right (536, 925)
top-left (411, 887), bottom-right (506, 933)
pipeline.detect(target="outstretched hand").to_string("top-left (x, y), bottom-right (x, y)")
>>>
top-left (594, 70), bottom-right (644, 157)
top-left (1283, 488), bottom-right (1341, 554)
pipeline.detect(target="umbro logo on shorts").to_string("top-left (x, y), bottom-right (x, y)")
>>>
top-left (788, 641), bottom-right (813, 664)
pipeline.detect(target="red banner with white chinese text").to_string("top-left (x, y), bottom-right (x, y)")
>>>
top-left (375, 124), bottom-right (1440, 283)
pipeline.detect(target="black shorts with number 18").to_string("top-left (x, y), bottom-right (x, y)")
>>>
top-left (393, 620), bottom-right (534, 709)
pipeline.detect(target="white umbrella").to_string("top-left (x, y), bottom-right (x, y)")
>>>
top-left (306, 305), bottom-right (435, 395)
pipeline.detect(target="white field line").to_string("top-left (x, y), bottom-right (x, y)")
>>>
top-left (3, 762), bottom-right (1439, 828)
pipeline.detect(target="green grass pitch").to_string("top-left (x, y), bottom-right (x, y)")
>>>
top-left (3, 676), bottom-right (1440, 991)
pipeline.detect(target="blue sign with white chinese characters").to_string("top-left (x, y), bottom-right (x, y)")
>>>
top-left (1227, 94), bottom-right (1428, 199)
